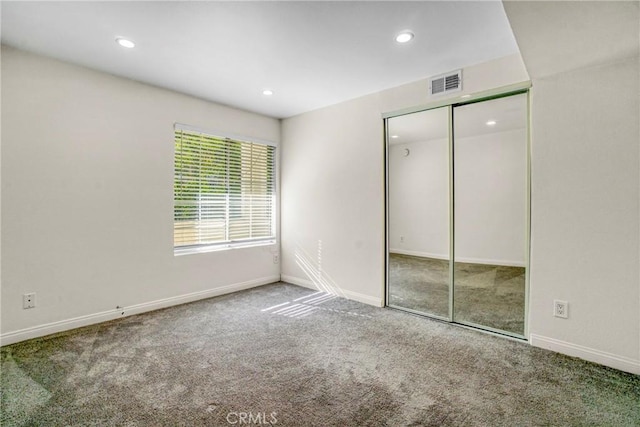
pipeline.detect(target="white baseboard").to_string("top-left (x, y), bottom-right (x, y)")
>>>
top-left (0, 275), bottom-right (281, 347)
top-left (530, 334), bottom-right (640, 375)
top-left (457, 256), bottom-right (525, 268)
top-left (389, 249), bottom-right (525, 268)
top-left (281, 274), bottom-right (384, 308)
top-left (389, 249), bottom-right (449, 260)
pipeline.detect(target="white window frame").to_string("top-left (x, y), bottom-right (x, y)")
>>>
top-left (173, 123), bottom-right (277, 256)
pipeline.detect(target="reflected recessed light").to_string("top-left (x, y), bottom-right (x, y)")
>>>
top-left (391, 135), bottom-right (399, 139)
top-left (461, 94), bottom-right (471, 99)
top-left (395, 31), bottom-right (414, 43)
top-left (486, 120), bottom-right (497, 126)
top-left (262, 89), bottom-right (274, 96)
top-left (116, 38), bottom-right (135, 48)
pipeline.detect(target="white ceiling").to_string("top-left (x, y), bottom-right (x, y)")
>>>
top-left (1, 1), bottom-right (520, 119)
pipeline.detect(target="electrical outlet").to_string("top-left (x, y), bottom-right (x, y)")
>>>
top-left (554, 300), bottom-right (568, 318)
top-left (400, 236), bottom-right (404, 243)
top-left (23, 293), bottom-right (36, 309)
top-left (273, 254), bottom-right (279, 264)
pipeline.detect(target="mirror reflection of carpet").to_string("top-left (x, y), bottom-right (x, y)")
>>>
top-left (388, 253), bottom-right (525, 335)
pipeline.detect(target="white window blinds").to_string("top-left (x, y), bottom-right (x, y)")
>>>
top-left (174, 126), bottom-right (276, 249)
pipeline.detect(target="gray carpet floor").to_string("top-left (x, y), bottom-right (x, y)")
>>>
top-left (389, 253), bottom-right (525, 335)
top-left (1, 282), bottom-right (638, 426)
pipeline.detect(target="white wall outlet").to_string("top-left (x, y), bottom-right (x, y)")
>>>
top-left (400, 236), bottom-right (404, 243)
top-left (554, 300), bottom-right (568, 318)
top-left (273, 254), bottom-right (279, 264)
top-left (23, 293), bottom-right (36, 309)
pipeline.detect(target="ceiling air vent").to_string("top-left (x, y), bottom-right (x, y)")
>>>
top-left (429, 70), bottom-right (462, 96)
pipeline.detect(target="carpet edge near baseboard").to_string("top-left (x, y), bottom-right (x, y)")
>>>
top-left (0, 275), bottom-right (281, 347)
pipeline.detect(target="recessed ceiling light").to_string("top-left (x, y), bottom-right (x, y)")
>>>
top-left (116, 38), bottom-right (135, 48)
top-left (486, 120), bottom-right (497, 126)
top-left (262, 89), bottom-right (274, 96)
top-left (391, 135), bottom-right (399, 139)
top-left (395, 31), bottom-right (414, 43)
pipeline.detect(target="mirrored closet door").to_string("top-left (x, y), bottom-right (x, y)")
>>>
top-left (453, 93), bottom-right (528, 336)
top-left (385, 91), bottom-right (529, 338)
top-left (387, 106), bottom-right (451, 320)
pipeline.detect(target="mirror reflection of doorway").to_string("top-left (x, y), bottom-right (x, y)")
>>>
top-left (385, 92), bottom-right (528, 338)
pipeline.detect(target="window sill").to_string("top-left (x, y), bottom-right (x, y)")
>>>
top-left (174, 240), bottom-right (277, 256)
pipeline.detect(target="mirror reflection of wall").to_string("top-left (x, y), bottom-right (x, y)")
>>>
top-left (388, 138), bottom-right (449, 259)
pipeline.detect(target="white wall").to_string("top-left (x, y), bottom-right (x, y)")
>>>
top-left (454, 129), bottom-right (527, 266)
top-left (388, 138), bottom-right (449, 259)
top-left (527, 57), bottom-right (640, 373)
top-left (1, 46), bottom-right (281, 343)
top-left (280, 54), bottom-right (529, 306)
top-left (388, 129), bottom-right (527, 266)
top-left (501, 0), bottom-right (640, 374)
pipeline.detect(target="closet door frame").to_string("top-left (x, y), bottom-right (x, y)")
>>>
top-left (383, 81), bottom-right (531, 341)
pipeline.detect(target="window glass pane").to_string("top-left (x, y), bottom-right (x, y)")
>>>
top-left (174, 127), bottom-right (275, 249)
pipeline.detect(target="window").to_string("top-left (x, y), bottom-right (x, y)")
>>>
top-left (174, 125), bottom-right (276, 253)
